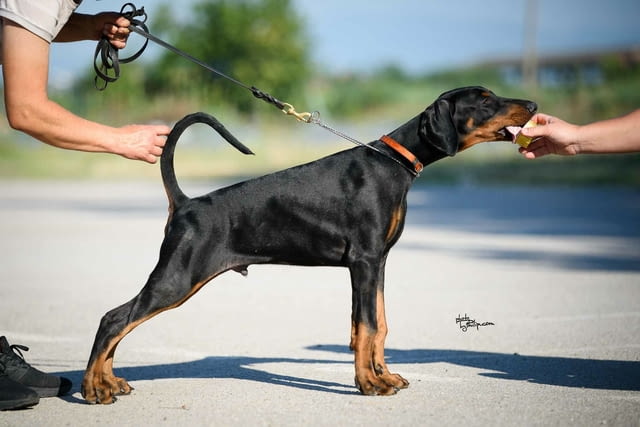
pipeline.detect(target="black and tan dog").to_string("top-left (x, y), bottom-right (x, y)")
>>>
top-left (81, 86), bottom-right (536, 403)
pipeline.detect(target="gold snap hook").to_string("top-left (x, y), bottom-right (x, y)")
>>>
top-left (281, 103), bottom-right (313, 123)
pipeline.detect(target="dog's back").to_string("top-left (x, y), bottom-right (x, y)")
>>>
top-left (165, 141), bottom-right (412, 269)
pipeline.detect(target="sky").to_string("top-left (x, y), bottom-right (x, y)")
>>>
top-left (49, 0), bottom-right (640, 88)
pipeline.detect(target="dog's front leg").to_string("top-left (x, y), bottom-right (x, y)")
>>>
top-left (349, 259), bottom-right (409, 395)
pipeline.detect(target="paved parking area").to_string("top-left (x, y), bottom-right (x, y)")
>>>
top-left (1, 180), bottom-right (639, 426)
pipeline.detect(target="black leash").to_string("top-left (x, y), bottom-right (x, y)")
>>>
top-left (94, 3), bottom-right (420, 177)
top-left (95, 3), bottom-right (293, 115)
top-left (93, 3), bottom-right (148, 90)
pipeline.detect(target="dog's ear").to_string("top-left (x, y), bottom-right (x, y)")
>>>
top-left (418, 99), bottom-right (459, 156)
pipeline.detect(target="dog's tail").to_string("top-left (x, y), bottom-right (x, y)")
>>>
top-left (161, 112), bottom-right (254, 208)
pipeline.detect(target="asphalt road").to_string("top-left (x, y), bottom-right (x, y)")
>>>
top-left (1, 180), bottom-right (639, 426)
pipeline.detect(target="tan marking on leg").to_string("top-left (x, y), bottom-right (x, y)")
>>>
top-left (83, 273), bottom-right (222, 404)
top-left (352, 312), bottom-right (405, 396)
top-left (349, 319), bottom-right (357, 351)
top-left (372, 290), bottom-right (388, 375)
top-left (372, 290), bottom-right (409, 390)
top-left (353, 322), bottom-right (376, 394)
top-left (385, 205), bottom-right (405, 243)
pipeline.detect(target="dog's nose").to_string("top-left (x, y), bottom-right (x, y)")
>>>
top-left (527, 102), bottom-right (538, 114)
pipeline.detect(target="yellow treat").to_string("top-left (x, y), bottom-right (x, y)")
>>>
top-left (514, 120), bottom-right (537, 148)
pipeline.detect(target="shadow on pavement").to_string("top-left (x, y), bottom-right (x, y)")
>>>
top-left (57, 344), bottom-right (640, 404)
top-left (58, 355), bottom-right (358, 404)
top-left (309, 345), bottom-right (640, 391)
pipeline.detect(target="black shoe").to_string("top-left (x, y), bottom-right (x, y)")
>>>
top-left (0, 369), bottom-right (39, 411)
top-left (0, 336), bottom-right (72, 398)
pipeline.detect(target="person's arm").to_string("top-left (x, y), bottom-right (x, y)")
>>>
top-left (54, 12), bottom-right (130, 49)
top-left (1, 19), bottom-right (169, 163)
top-left (519, 109), bottom-right (640, 159)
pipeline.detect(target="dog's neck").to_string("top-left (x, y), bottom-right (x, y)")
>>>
top-left (385, 114), bottom-right (452, 168)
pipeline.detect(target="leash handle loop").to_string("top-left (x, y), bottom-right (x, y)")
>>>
top-left (118, 2), bottom-right (149, 65)
top-left (93, 3), bottom-right (149, 90)
top-left (119, 2), bottom-right (147, 23)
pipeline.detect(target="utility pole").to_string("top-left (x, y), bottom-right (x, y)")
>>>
top-left (523, 0), bottom-right (539, 89)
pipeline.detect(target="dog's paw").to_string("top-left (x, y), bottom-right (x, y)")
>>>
top-left (354, 369), bottom-right (410, 396)
top-left (383, 372), bottom-right (410, 390)
top-left (355, 375), bottom-right (399, 396)
top-left (114, 376), bottom-right (134, 395)
top-left (81, 374), bottom-right (133, 404)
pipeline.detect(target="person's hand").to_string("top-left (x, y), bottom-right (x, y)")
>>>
top-left (518, 113), bottom-right (582, 159)
top-left (116, 124), bottom-right (171, 163)
top-left (93, 12), bottom-right (130, 49)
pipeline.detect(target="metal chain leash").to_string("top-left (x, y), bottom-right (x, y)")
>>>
top-left (309, 113), bottom-right (419, 176)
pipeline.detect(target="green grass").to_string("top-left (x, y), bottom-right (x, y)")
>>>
top-left (2, 63), bottom-right (638, 186)
top-left (0, 131), bottom-right (347, 180)
top-left (2, 132), bottom-right (638, 187)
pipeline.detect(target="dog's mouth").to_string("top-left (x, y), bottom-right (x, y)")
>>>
top-left (506, 125), bottom-right (525, 141)
top-left (496, 125), bottom-right (524, 142)
top-left (505, 123), bottom-right (542, 145)
top-left (497, 117), bottom-right (535, 143)
top-left (496, 127), bottom-right (511, 140)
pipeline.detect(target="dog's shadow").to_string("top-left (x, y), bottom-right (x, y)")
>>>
top-left (58, 345), bottom-right (640, 403)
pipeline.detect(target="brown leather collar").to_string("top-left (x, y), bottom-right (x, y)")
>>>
top-left (380, 135), bottom-right (424, 174)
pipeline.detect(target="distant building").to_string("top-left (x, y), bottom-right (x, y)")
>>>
top-left (488, 46), bottom-right (640, 87)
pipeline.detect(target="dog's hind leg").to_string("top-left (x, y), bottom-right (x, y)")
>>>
top-left (82, 231), bottom-right (222, 404)
top-left (349, 258), bottom-right (409, 395)
top-left (81, 297), bottom-right (140, 404)
top-left (81, 269), bottom-right (217, 404)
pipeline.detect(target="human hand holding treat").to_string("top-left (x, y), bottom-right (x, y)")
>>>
top-left (515, 110), bottom-right (640, 159)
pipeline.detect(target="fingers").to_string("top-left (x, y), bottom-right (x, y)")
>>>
top-left (518, 141), bottom-right (552, 159)
top-left (517, 115), bottom-right (553, 159)
top-left (521, 123), bottom-right (547, 139)
top-left (141, 126), bottom-right (170, 164)
top-left (518, 147), bottom-right (536, 159)
top-left (529, 113), bottom-right (555, 126)
top-left (101, 16), bottom-right (131, 49)
top-left (113, 16), bottom-right (131, 28)
top-left (118, 124), bottom-right (171, 164)
top-left (153, 125), bottom-right (171, 137)
top-left (521, 113), bottom-right (561, 139)
top-left (149, 125), bottom-right (172, 163)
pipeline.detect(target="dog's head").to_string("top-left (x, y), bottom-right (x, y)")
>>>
top-left (419, 86), bottom-right (537, 156)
